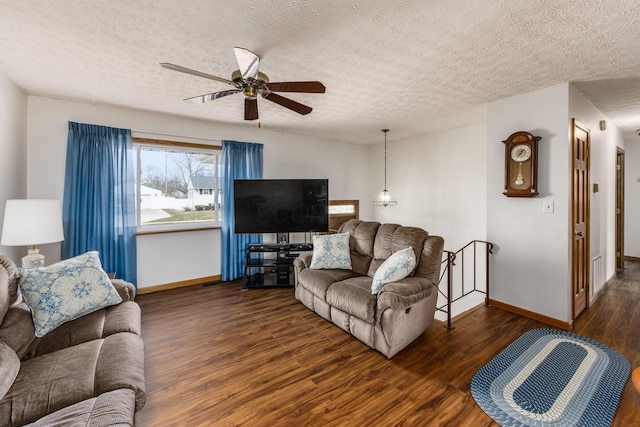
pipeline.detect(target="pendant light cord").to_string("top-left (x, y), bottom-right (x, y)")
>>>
top-left (382, 129), bottom-right (389, 190)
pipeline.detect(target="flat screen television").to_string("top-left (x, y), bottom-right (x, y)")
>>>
top-left (233, 179), bottom-right (329, 234)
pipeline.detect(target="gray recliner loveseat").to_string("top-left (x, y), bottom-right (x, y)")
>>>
top-left (0, 254), bottom-right (146, 426)
top-left (294, 219), bottom-right (444, 358)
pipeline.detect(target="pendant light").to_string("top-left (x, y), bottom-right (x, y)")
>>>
top-left (373, 129), bottom-right (397, 207)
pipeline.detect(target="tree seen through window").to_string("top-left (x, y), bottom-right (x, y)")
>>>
top-left (134, 142), bottom-right (222, 227)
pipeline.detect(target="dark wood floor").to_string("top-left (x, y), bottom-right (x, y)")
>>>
top-left (135, 261), bottom-right (640, 426)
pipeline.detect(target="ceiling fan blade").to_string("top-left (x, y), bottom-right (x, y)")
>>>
top-left (160, 63), bottom-right (233, 85)
top-left (234, 47), bottom-right (260, 80)
top-left (263, 93), bottom-right (313, 115)
top-left (183, 89), bottom-right (240, 103)
top-left (265, 81), bottom-right (326, 93)
top-left (244, 98), bottom-right (259, 120)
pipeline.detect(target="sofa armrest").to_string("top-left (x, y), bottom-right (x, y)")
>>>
top-left (294, 252), bottom-right (312, 269)
top-left (110, 279), bottom-right (136, 301)
top-left (293, 252), bottom-right (313, 286)
top-left (376, 277), bottom-right (437, 312)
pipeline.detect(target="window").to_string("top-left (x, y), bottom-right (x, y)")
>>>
top-left (328, 200), bottom-right (359, 232)
top-left (133, 138), bottom-right (222, 231)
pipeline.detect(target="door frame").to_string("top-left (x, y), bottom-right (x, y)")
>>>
top-left (571, 119), bottom-right (590, 321)
top-left (616, 148), bottom-right (625, 270)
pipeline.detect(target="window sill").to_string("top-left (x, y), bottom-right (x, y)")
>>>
top-left (136, 224), bottom-right (221, 236)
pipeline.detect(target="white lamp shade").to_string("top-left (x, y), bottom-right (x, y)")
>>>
top-left (1, 199), bottom-right (64, 246)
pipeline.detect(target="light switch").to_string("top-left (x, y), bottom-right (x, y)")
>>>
top-left (543, 200), bottom-right (554, 213)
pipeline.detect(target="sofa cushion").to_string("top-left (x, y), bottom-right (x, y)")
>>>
top-left (371, 247), bottom-right (417, 295)
top-left (0, 264), bottom-right (9, 326)
top-left (18, 251), bottom-right (123, 337)
top-left (0, 342), bottom-right (20, 402)
top-left (298, 268), bottom-right (357, 301)
top-left (23, 301), bottom-right (142, 360)
top-left (0, 332), bottom-right (146, 426)
top-left (310, 232), bottom-right (352, 270)
top-left (0, 304), bottom-right (36, 359)
top-left (339, 219), bottom-right (379, 276)
top-left (326, 276), bottom-right (377, 323)
top-left (368, 225), bottom-right (427, 277)
top-left (0, 255), bottom-right (20, 309)
top-left (24, 389), bottom-right (136, 427)
top-left (391, 226), bottom-right (428, 269)
top-left (1, 339), bottom-right (103, 425)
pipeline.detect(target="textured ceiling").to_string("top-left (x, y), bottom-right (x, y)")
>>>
top-left (0, 0), bottom-right (639, 144)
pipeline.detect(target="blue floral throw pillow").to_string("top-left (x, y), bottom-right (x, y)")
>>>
top-left (371, 247), bottom-right (416, 295)
top-left (17, 251), bottom-right (122, 337)
top-left (310, 232), bottom-right (352, 270)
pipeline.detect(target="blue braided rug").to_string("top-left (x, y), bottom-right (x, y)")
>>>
top-left (470, 328), bottom-right (630, 427)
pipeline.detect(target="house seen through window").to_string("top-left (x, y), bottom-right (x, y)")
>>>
top-left (134, 140), bottom-right (222, 229)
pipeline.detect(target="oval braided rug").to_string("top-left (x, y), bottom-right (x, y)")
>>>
top-left (470, 328), bottom-right (630, 427)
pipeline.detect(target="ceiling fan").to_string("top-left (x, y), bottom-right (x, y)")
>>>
top-left (161, 47), bottom-right (326, 121)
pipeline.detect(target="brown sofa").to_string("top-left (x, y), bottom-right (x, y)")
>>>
top-left (0, 255), bottom-right (146, 426)
top-left (294, 219), bottom-right (444, 358)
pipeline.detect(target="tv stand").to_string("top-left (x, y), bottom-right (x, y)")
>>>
top-left (242, 243), bottom-right (313, 290)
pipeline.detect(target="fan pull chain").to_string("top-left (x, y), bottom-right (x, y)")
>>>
top-left (257, 93), bottom-right (262, 128)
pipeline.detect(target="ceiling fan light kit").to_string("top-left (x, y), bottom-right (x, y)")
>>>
top-left (161, 47), bottom-right (325, 121)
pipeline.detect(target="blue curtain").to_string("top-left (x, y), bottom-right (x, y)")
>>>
top-left (221, 140), bottom-right (263, 281)
top-left (62, 122), bottom-right (137, 286)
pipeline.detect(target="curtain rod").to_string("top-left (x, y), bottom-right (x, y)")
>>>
top-left (131, 129), bottom-right (221, 143)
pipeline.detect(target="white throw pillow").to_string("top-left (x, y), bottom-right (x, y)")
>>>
top-left (17, 251), bottom-right (122, 337)
top-left (371, 247), bottom-right (416, 294)
top-left (310, 232), bottom-right (352, 270)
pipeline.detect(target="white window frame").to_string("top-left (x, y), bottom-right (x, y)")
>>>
top-left (132, 138), bottom-right (222, 233)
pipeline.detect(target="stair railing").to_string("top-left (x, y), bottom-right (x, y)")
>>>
top-left (436, 240), bottom-right (494, 329)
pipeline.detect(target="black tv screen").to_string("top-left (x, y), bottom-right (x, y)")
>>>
top-left (233, 179), bottom-right (329, 233)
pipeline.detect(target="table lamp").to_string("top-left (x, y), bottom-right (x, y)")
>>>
top-left (1, 199), bottom-right (64, 268)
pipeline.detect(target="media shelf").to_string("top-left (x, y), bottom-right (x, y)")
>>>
top-left (242, 243), bottom-right (313, 290)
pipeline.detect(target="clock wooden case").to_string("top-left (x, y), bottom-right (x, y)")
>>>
top-left (503, 131), bottom-right (541, 197)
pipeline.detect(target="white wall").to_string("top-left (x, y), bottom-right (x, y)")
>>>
top-left (370, 123), bottom-right (488, 251)
top-left (26, 96), bottom-right (369, 288)
top-left (625, 138), bottom-right (640, 257)
top-left (486, 83), bottom-right (623, 323)
top-left (0, 70), bottom-right (27, 261)
top-left (487, 84), bottom-right (572, 322)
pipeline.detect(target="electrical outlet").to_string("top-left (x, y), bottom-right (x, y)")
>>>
top-left (543, 200), bottom-right (554, 213)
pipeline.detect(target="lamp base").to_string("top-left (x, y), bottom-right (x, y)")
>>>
top-left (22, 247), bottom-right (45, 269)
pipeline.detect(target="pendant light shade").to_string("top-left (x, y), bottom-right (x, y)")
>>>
top-left (373, 189), bottom-right (397, 207)
top-left (373, 129), bottom-right (397, 207)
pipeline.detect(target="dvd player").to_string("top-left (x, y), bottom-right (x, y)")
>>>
top-left (248, 243), bottom-right (313, 251)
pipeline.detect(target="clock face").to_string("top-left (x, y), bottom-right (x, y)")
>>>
top-left (511, 144), bottom-right (532, 162)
